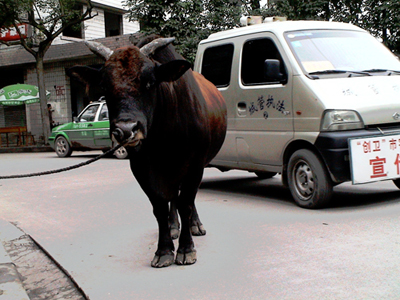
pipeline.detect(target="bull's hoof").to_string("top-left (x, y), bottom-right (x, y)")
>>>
top-left (191, 224), bottom-right (206, 236)
top-left (170, 228), bottom-right (180, 240)
top-left (175, 250), bottom-right (197, 265)
top-left (151, 253), bottom-right (175, 268)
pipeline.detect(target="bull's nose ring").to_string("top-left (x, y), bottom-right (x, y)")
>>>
top-left (112, 128), bottom-right (124, 140)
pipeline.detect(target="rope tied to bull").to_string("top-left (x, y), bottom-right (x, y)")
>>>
top-left (0, 132), bottom-right (136, 180)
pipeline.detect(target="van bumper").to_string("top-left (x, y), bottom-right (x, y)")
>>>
top-left (314, 128), bottom-right (400, 183)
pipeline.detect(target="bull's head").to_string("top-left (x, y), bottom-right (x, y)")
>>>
top-left (68, 37), bottom-right (191, 148)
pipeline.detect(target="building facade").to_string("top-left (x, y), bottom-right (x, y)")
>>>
top-left (0, 1), bottom-right (139, 142)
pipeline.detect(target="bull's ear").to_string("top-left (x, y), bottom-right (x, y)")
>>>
top-left (67, 66), bottom-right (102, 87)
top-left (156, 60), bottom-right (191, 82)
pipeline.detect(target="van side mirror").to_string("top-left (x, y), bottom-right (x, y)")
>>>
top-left (73, 117), bottom-right (79, 123)
top-left (264, 59), bottom-right (285, 83)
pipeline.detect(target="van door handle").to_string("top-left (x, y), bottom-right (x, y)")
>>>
top-left (237, 102), bottom-right (247, 116)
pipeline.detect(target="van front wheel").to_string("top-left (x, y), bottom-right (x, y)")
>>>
top-left (287, 149), bottom-right (333, 209)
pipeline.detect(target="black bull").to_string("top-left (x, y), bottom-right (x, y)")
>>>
top-left (68, 36), bottom-right (227, 267)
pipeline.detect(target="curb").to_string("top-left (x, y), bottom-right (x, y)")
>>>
top-left (0, 220), bottom-right (89, 300)
top-left (0, 220), bottom-right (30, 300)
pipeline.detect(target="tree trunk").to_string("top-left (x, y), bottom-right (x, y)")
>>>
top-left (36, 53), bottom-right (51, 144)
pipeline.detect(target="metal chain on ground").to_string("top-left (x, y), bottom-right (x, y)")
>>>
top-left (0, 142), bottom-right (127, 180)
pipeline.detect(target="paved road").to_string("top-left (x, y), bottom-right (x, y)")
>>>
top-left (1, 152), bottom-right (400, 299)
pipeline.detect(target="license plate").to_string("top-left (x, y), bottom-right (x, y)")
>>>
top-left (349, 134), bottom-right (400, 184)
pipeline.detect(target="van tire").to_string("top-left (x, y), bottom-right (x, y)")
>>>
top-left (287, 149), bottom-right (332, 209)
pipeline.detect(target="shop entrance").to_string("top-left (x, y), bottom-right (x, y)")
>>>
top-left (0, 68), bottom-right (25, 128)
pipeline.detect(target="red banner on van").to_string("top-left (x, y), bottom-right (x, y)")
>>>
top-left (0, 24), bottom-right (28, 42)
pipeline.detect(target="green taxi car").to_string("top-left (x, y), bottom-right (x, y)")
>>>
top-left (48, 99), bottom-right (127, 159)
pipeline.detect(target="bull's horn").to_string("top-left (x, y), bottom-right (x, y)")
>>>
top-left (140, 37), bottom-right (175, 57)
top-left (85, 40), bottom-right (113, 60)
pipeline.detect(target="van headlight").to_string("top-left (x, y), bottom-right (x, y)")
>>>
top-left (321, 110), bottom-right (364, 131)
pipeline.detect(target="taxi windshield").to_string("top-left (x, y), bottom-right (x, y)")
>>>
top-left (285, 30), bottom-right (400, 78)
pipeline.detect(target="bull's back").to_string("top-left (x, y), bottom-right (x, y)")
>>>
top-left (193, 72), bottom-right (227, 163)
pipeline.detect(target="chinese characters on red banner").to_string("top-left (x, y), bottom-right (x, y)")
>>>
top-left (0, 24), bottom-right (28, 42)
top-left (369, 156), bottom-right (386, 178)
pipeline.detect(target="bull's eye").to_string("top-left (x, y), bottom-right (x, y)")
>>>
top-left (145, 78), bottom-right (156, 90)
top-left (141, 64), bottom-right (157, 90)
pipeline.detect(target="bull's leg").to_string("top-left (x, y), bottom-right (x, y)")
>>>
top-left (175, 168), bottom-right (204, 265)
top-left (150, 199), bottom-right (175, 268)
top-left (169, 199), bottom-right (180, 240)
top-left (175, 196), bottom-right (197, 265)
top-left (190, 204), bottom-right (206, 236)
top-left (171, 196), bottom-right (205, 238)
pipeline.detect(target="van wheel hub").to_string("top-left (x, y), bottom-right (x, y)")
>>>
top-left (294, 162), bottom-right (314, 199)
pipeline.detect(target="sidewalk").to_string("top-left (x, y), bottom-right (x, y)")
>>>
top-left (0, 146), bottom-right (53, 154)
top-left (0, 219), bottom-right (30, 300)
top-left (0, 219), bottom-right (88, 300)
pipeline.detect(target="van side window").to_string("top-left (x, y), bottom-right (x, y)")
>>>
top-left (241, 38), bottom-right (287, 85)
top-left (201, 44), bottom-right (234, 87)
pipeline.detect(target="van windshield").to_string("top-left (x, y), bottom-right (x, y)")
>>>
top-left (285, 30), bottom-right (400, 78)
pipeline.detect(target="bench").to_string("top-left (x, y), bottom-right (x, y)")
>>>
top-left (0, 126), bottom-right (35, 147)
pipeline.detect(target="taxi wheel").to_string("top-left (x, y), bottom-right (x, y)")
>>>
top-left (287, 149), bottom-right (332, 209)
top-left (55, 136), bottom-right (72, 158)
top-left (114, 145), bottom-right (128, 159)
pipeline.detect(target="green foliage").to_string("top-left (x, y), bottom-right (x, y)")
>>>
top-left (124, 0), bottom-right (254, 63)
top-left (267, 0), bottom-right (328, 20)
top-left (361, 0), bottom-right (400, 54)
top-left (0, 0), bottom-right (28, 29)
top-left (1, 0), bottom-right (94, 51)
top-left (268, 0), bottom-right (400, 54)
top-left (124, 0), bottom-right (400, 59)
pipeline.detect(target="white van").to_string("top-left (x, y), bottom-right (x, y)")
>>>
top-left (194, 19), bottom-right (400, 208)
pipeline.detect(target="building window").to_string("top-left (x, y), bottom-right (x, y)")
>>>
top-left (105, 12), bottom-right (122, 37)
